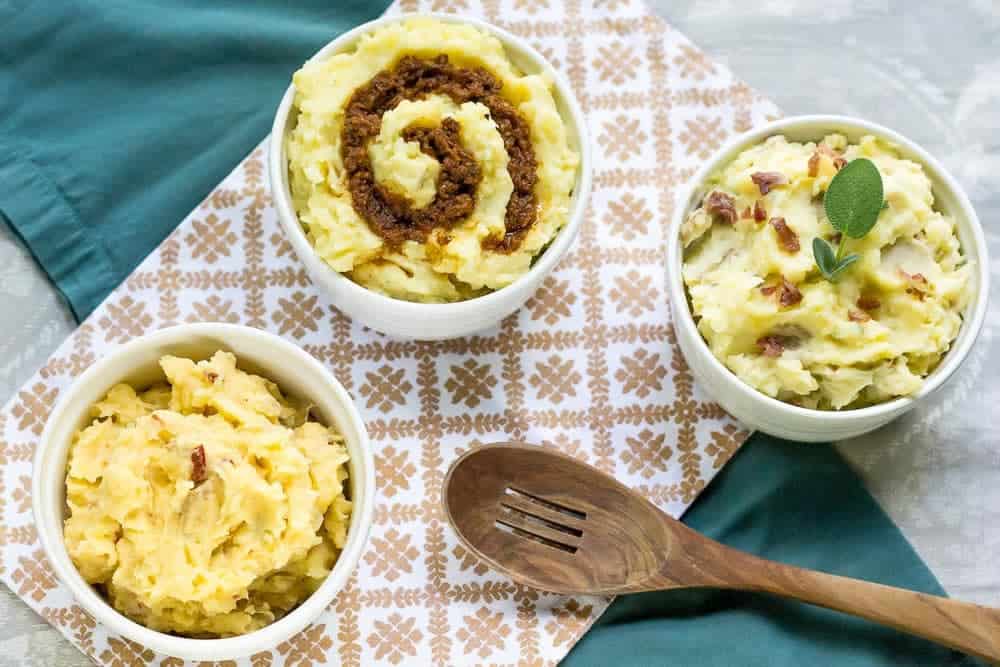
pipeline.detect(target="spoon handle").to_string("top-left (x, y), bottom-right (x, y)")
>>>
top-left (702, 543), bottom-right (1000, 661)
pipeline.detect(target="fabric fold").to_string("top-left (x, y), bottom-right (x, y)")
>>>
top-left (0, 142), bottom-right (115, 320)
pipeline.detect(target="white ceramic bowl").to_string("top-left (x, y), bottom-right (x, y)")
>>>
top-left (666, 115), bottom-right (990, 442)
top-left (32, 324), bottom-right (375, 661)
top-left (268, 13), bottom-right (592, 340)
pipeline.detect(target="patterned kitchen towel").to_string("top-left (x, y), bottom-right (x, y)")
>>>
top-left (0, 0), bottom-right (781, 665)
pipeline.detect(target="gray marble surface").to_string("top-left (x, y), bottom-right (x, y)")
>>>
top-left (1, 1), bottom-right (997, 664)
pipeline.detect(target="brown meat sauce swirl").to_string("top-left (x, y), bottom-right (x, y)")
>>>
top-left (341, 55), bottom-right (538, 252)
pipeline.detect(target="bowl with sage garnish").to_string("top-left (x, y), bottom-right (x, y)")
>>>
top-left (666, 115), bottom-right (988, 442)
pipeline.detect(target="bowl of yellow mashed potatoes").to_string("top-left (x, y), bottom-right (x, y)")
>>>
top-left (32, 324), bottom-right (374, 661)
top-left (268, 14), bottom-right (590, 339)
top-left (667, 115), bottom-right (989, 442)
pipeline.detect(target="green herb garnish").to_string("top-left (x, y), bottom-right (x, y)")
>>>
top-left (812, 157), bottom-right (884, 281)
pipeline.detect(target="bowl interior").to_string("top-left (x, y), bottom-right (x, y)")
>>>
top-left (45, 332), bottom-right (366, 525)
top-left (671, 116), bottom-right (988, 414)
top-left (35, 325), bottom-right (371, 659)
top-left (271, 13), bottom-right (591, 309)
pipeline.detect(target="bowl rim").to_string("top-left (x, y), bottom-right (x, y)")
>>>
top-left (267, 12), bottom-right (593, 315)
top-left (665, 113), bottom-right (991, 422)
top-left (31, 323), bottom-right (375, 660)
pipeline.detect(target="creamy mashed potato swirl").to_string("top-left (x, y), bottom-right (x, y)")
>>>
top-left (63, 352), bottom-right (351, 636)
top-left (682, 134), bottom-right (971, 409)
top-left (287, 17), bottom-right (579, 302)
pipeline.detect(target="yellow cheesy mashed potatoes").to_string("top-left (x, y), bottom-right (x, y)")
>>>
top-left (682, 134), bottom-right (970, 409)
top-left (64, 351), bottom-right (351, 636)
top-left (286, 17), bottom-right (579, 302)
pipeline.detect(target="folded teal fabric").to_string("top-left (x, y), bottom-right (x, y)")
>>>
top-left (0, 2), bottom-right (982, 665)
top-left (0, 0), bottom-right (389, 320)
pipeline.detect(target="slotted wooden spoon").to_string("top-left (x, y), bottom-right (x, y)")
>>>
top-left (443, 443), bottom-right (1000, 662)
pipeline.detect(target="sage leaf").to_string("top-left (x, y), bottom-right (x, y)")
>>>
top-left (828, 253), bottom-right (860, 279)
top-left (813, 238), bottom-right (860, 281)
top-left (824, 158), bottom-right (884, 239)
top-left (812, 237), bottom-right (837, 278)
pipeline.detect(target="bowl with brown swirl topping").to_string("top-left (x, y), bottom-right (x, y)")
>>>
top-left (269, 14), bottom-right (590, 339)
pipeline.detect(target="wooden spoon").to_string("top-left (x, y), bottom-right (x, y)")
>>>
top-left (443, 443), bottom-right (1000, 662)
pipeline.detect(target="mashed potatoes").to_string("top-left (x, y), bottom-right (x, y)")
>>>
top-left (286, 17), bottom-right (579, 302)
top-left (63, 352), bottom-right (351, 636)
top-left (682, 134), bottom-right (971, 409)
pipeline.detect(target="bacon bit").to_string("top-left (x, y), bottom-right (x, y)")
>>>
top-left (807, 152), bottom-right (821, 177)
top-left (191, 445), bottom-right (207, 484)
top-left (769, 217), bottom-right (800, 253)
top-left (751, 171), bottom-right (788, 195)
top-left (834, 156), bottom-right (848, 170)
top-left (857, 295), bottom-right (881, 311)
top-left (741, 206), bottom-right (752, 219)
top-left (848, 310), bottom-right (871, 323)
top-left (704, 191), bottom-right (737, 224)
top-left (206, 371), bottom-right (219, 383)
top-left (761, 277), bottom-right (802, 307)
top-left (779, 278), bottom-right (803, 307)
top-left (829, 232), bottom-right (842, 244)
top-left (899, 270), bottom-right (929, 299)
top-left (753, 200), bottom-right (767, 222)
top-left (756, 335), bottom-right (787, 358)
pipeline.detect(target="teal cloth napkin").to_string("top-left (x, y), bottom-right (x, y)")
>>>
top-left (0, 2), bottom-right (982, 665)
top-left (0, 0), bottom-right (387, 320)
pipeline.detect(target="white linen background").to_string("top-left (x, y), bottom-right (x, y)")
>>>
top-left (0, 1), bottom-right (997, 663)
